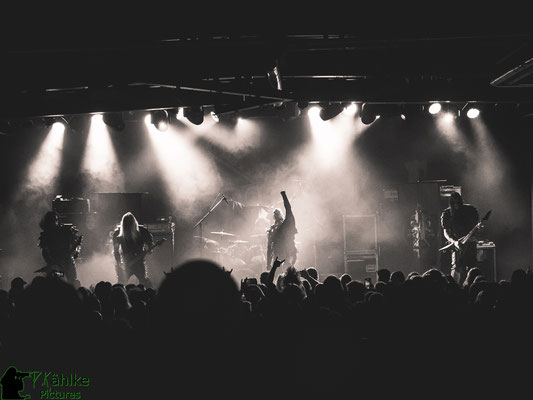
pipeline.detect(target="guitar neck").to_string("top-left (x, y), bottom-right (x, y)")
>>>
top-left (461, 221), bottom-right (482, 244)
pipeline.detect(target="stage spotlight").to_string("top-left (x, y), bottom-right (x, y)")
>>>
top-left (40, 116), bottom-right (67, 128)
top-left (319, 103), bottom-right (344, 121)
top-left (102, 112), bottom-right (125, 131)
top-left (184, 107), bottom-right (204, 125)
top-left (428, 103), bottom-right (442, 114)
top-left (150, 110), bottom-right (169, 131)
top-left (360, 103), bottom-right (378, 125)
top-left (297, 101), bottom-right (309, 110)
top-left (466, 107), bottom-right (480, 119)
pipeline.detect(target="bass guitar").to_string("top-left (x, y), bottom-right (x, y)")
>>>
top-left (439, 210), bottom-right (492, 254)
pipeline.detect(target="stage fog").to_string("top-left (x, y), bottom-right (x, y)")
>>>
top-left (0, 107), bottom-right (531, 289)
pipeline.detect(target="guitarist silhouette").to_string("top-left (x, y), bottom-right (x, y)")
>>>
top-left (440, 192), bottom-right (484, 286)
top-left (113, 212), bottom-right (163, 288)
top-left (37, 211), bottom-right (82, 287)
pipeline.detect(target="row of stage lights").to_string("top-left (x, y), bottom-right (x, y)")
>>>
top-left (36, 101), bottom-right (483, 132)
top-left (147, 101), bottom-right (483, 131)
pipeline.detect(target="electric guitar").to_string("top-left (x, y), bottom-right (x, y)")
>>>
top-left (120, 237), bottom-right (167, 266)
top-left (439, 210), bottom-right (492, 254)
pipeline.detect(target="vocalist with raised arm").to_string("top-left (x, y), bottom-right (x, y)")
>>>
top-left (266, 191), bottom-right (298, 270)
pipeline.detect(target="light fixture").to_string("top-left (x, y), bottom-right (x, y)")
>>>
top-left (360, 103), bottom-right (378, 125)
top-left (319, 103), bottom-right (344, 121)
top-left (102, 112), bottom-right (125, 131)
top-left (462, 103), bottom-right (481, 119)
top-left (150, 110), bottom-right (169, 131)
top-left (40, 116), bottom-right (67, 129)
top-left (183, 107), bottom-right (204, 125)
top-left (297, 101), bottom-right (309, 110)
top-left (267, 63), bottom-right (282, 91)
top-left (466, 107), bottom-right (480, 119)
top-left (428, 103), bottom-right (442, 114)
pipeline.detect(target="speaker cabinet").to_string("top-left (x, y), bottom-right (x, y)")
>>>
top-left (476, 243), bottom-right (497, 282)
top-left (345, 252), bottom-right (378, 283)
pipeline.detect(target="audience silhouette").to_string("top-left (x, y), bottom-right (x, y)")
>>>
top-left (1, 256), bottom-right (532, 398)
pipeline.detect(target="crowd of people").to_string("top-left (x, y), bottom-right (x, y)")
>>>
top-left (1, 256), bottom-right (532, 397)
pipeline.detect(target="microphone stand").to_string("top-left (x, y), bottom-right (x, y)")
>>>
top-left (193, 195), bottom-right (227, 257)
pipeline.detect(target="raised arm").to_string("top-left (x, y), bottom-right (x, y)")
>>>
top-left (281, 191), bottom-right (295, 226)
top-left (267, 256), bottom-right (284, 291)
top-left (281, 191), bottom-right (291, 211)
top-left (299, 268), bottom-right (319, 289)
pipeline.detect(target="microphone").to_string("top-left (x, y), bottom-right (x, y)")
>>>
top-left (222, 194), bottom-right (229, 205)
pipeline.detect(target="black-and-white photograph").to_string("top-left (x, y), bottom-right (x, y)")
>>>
top-left (1, 14), bottom-right (532, 398)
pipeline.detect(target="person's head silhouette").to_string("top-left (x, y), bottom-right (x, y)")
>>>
top-left (1, 366), bottom-right (30, 400)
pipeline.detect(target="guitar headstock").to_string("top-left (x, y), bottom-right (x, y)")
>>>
top-left (476, 210), bottom-right (492, 230)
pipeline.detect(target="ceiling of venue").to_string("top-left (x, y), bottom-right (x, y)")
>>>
top-left (2, 30), bottom-right (533, 120)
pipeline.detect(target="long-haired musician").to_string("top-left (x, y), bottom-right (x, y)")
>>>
top-left (113, 212), bottom-right (154, 288)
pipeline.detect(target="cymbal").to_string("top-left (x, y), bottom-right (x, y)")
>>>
top-left (194, 236), bottom-right (219, 245)
top-left (210, 231), bottom-right (237, 237)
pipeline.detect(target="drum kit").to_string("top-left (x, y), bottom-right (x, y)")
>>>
top-left (194, 230), bottom-right (267, 272)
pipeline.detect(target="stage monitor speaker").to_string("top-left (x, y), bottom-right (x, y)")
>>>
top-left (476, 243), bottom-right (497, 282)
